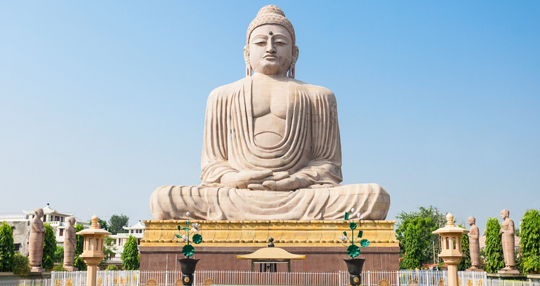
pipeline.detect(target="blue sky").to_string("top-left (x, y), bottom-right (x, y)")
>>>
top-left (1, 1), bottom-right (539, 233)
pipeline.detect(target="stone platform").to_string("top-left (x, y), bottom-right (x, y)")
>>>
top-left (140, 220), bottom-right (399, 272)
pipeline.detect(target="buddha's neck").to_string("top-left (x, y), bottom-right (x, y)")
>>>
top-left (252, 73), bottom-right (288, 82)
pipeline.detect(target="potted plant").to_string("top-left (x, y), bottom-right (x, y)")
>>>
top-left (339, 208), bottom-right (370, 286)
top-left (175, 212), bottom-right (203, 286)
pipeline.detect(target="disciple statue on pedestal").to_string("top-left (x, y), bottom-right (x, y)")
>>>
top-left (63, 217), bottom-right (78, 271)
top-left (150, 5), bottom-right (391, 221)
top-left (29, 208), bottom-right (46, 272)
top-left (466, 216), bottom-right (482, 271)
top-left (499, 209), bottom-right (519, 273)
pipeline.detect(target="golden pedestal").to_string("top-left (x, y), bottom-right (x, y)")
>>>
top-left (140, 220), bottom-right (399, 272)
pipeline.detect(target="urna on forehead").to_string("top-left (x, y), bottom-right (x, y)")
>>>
top-left (247, 5), bottom-right (296, 45)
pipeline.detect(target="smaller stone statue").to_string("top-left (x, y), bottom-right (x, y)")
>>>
top-left (29, 208), bottom-right (46, 272)
top-left (499, 209), bottom-right (519, 273)
top-left (63, 217), bottom-right (78, 271)
top-left (466, 216), bottom-right (482, 271)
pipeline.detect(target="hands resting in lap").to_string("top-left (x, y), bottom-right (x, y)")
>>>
top-left (221, 170), bottom-right (333, 191)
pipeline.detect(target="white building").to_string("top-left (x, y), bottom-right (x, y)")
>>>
top-left (0, 203), bottom-right (89, 255)
top-left (106, 220), bottom-right (145, 263)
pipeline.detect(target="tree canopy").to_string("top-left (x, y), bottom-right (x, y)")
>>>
top-left (108, 214), bottom-right (129, 235)
top-left (396, 206), bottom-right (445, 267)
top-left (458, 224), bottom-right (471, 271)
top-left (121, 235), bottom-right (139, 270)
top-left (0, 222), bottom-right (15, 272)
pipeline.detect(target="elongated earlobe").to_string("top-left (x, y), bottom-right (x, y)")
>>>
top-left (288, 46), bottom-right (299, 79)
top-left (244, 46), bottom-right (251, 77)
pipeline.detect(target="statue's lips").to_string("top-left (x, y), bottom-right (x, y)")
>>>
top-left (264, 55), bottom-right (277, 59)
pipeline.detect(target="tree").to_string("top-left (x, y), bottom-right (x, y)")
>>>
top-left (55, 246), bottom-right (64, 263)
top-left (73, 223), bottom-right (86, 270)
top-left (121, 235), bottom-right (139, 270)
top-left (42, 223), bottom-right (57, 271)
top-left (458, 224), bottom-right (471, 271)
top-left (400, 217), bottom-right (432, 269)
top-left (520, 209), bottom-right (540, 274)
top-left (0, 221), bottom-right (15, 272)
top-left (108, 214), bottom-right (129, 235)
top-left (396, 206), bottom-right (445, 265)
top-left (106, 265), bottom-right (118, 271)
top-left (484, 217), bottom-right (504, 273)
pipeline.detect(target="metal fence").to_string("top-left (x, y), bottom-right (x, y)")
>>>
top-left (486, 281), bottom-right (540, 286)
top-left (50, 271), bottom-right (140, 286)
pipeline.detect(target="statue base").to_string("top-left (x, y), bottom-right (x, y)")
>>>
top-left (140, 220), bottom-right (399, 272)
top-left (30, 267), bottom-right (45, 273)
top-left (63, 266), bottom-right (78, 272)
top-left (466, 266), bottom-right (484, 272)
top-left (497, 268), bottom-right (520, 274)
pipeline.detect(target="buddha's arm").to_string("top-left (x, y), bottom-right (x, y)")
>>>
top-left (294, 90), bottom-right (343, 187)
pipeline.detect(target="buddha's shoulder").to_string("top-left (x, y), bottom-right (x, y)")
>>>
top-left (290, 79), bottom-right (336, 102)
top-left (207, 78), bottom-right (248, 100)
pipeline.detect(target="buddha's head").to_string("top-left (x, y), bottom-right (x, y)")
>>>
top-left (68, 216), bottom-right (76, 226)
top-left (468, 216), bottom-right (475, 226)
top-left (501, 209), bottom-right (509, 220)
top-left (245, 5), bottom-right (299, 78)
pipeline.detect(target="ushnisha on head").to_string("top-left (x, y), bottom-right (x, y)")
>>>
top-left (244, 5), bottom-right (299, 78)
top-left (501, 209), bottom-right (509, 219)
top-left (468, 216), bottom-right (476, 226)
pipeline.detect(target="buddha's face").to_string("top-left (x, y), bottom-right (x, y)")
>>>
top-left (35, 208), bottom-right (44, 218)
top-left (248, 24), bottom-right (293, 76)
top-left (468, 217), bottom-right (475, 226)
top-left (501, 210), bottom-right (508, 220)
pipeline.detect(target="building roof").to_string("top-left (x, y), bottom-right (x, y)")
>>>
top-left (123, 220), bottom-right (145, 230)
top-left (237, 247), bottom-right (305, 260)
top-left (23, 203), bottom-right (74, 216)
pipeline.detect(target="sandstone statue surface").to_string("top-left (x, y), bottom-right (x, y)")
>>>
top-left (499, 209), bottom-right (519, 273)
top-left (466, 216), bottom-right (482, 271)
top-left (29, 208), bottom-right (46, 272)
top-left (63, 217), bottom-right (78, 271)
top-left (150, 5), bottom-right (391, 221)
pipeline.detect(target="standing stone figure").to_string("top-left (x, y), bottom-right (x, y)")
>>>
top-left (466, 216), bottom-right (482, 271)
top-left (499, 209), bottom-right (519, 273)
top-left (63, 217), bottom-right (78, 271)
top-left (29, 208), bottom-right (46, 272)
top-left (150, 5), bottom-right (391, 221)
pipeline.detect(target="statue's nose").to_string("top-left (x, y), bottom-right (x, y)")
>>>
top-left (266, 42), bottom-right (276, 53)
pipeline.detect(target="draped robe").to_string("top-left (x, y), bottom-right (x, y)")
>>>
top-left (150, 78), bottom-right (390, 220)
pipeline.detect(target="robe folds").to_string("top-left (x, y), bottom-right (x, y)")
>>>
top-left (150, 77), bottom-right (390, 220)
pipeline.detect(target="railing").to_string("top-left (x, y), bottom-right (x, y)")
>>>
top-left (195, 270), bottom-right (341, 286)
top-left (50, 271), bottom-right (139, 286)
top-left (0, 279), bottom-right (51, 286)
top-left (48, 269), bottom-right (522, 286)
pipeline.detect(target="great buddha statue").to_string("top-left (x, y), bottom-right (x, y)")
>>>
top-left (150, 5), bottom-right (390, 221)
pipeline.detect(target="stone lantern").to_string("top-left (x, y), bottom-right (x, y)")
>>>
top-left (77, 215), bottom-right (111, 286)
top-left (433, 213), bottom-right (468, 286)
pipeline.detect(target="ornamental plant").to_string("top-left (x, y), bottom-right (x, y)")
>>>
top-left (339, 208), bottom-right (370, 258)
top-left (0, 222), bottom-right (15, 272)
top-left (175, 212), bottom-right (203, 258)
top-left (485, 217), bottom-right (504, 273)
top-left (42, 223), bottom-right (57, 271)
top-left (520, 209), bottom-right (540, 274)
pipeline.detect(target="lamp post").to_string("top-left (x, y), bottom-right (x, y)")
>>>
top-left (77, 215), bottom-right (111, 286)
top-left (433, 213), bottom-right (468, 286)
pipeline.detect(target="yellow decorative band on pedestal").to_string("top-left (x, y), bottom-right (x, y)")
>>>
top-left (141, 220), bottom-right (398, 247)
